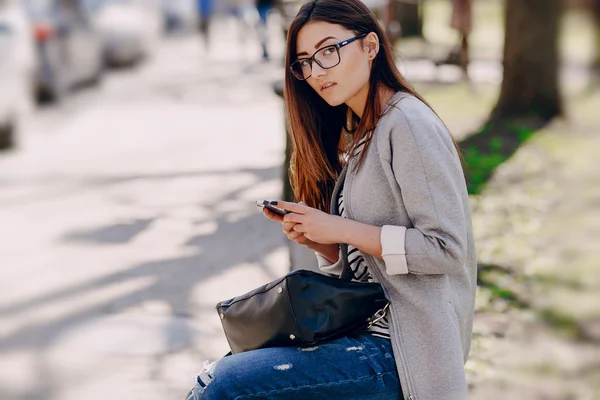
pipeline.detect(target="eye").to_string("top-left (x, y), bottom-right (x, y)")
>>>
top-left (299, 59), bottom-right (311, 67)
top-left (321, 46), bottom-right (336, 56)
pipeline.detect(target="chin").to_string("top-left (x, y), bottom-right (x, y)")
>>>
top-left (320, 94), bottom-right (346, 107)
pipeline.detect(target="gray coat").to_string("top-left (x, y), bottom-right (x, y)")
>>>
top-left (319, 92), bottom-right (477, 400)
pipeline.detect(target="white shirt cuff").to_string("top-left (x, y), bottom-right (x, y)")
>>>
top-left (315, 248), bottom-right (344, 275)
top-left (381, 225), bottom-right (408, 275)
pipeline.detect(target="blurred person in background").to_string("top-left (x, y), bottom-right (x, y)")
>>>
top-left (256, 0), bottom-right (277, 60)
top-left (184, 0), bottom-right (475, 399)
top-left (228, 0), bottom-right (263, 58)
top-left (230, 0), bottom-right (278, 61)
top-left (196, 0), bottom-right (214, 52)
top-left (436, 0), bottom-right (472, 76)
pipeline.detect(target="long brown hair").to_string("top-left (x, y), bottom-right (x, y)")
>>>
top-left (284, 0), bottom-right (457, 212)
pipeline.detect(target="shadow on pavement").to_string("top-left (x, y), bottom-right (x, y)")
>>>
top-left (0, 164), bottom-right (286, 400)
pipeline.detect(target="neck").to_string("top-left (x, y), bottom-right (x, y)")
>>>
top-left (346, 83), bottom-right (370, 118)
top-left (346, 84), bottom-right (395, 119)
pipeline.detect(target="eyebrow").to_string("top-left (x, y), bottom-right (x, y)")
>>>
top-left (296, 36), bottom-right (338, 57)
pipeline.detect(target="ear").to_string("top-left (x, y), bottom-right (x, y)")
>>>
top-left (363, 32), bottom-right (380, 60)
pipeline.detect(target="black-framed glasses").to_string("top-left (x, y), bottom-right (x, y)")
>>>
top-left (290, 33), bottom-right (367, 80)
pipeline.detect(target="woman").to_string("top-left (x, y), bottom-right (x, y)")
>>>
top-left (187, 0), bottom-right (476, 399)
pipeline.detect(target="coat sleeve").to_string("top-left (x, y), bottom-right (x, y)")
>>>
top-left (380, 100), bottom-right (469, 275)
top-left (315, 248), bottom-right (343, 275)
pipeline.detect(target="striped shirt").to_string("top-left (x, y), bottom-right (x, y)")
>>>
top-left (338, 136), bottom-right (391, 340)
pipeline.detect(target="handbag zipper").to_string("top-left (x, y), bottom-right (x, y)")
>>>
top-left (216, 270), bottom-right (381, 308)
top-left (216, 274), bottom-right (288, 307)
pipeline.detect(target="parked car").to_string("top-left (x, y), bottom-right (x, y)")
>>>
top-left (0, 0), bottom-right (37, 149)
top-left (23, 0), bottom-right (105, 102)
top-left (84, 0), bottom-right (163, 66)
top-left (160, 0), bottom-right (195, 34)
top-left (0, 21), bottom-right (17, 149)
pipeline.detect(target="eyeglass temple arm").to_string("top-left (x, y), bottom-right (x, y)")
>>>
top-left (338, 33), bottom-right (368, 49)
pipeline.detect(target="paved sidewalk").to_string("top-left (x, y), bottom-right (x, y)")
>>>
top-left (0, 32), bottom-right (291, 399)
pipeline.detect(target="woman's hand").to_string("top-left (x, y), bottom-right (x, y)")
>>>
top-left (262, 200), bottom-right (383, 261)
top-left (262, 203), bottom-right (316, 247)
top-left (275, 201), bottom-right (345, 245)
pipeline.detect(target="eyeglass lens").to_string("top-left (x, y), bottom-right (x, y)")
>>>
top-left (292, 45), bottom-right (340, 80)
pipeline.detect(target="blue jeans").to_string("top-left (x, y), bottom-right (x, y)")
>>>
top-left (187, 332), bottom-right (402, 400)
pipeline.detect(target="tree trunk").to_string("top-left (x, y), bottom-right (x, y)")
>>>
top-left (395, 1), bottom-right (423, 38)
top-left (382, 0), bottom-right (397, 42)
top-left (593, 0), bottom-right (600, 72)
top-left (272, 80), bottom-right (294, 202)
top-left (492, 0), bottom-right (563, 121)
top-left (382, 0), bottom-right (423, 43)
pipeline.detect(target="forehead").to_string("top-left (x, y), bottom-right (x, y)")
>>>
top-left (296, 21), bottom-right (352, 54)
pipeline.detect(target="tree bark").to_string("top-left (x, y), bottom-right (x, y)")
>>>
top-left (382, 0), bottom-right (397, 42)
top-left (382, 0), bottom-right (423, 43)
top-left (395, 1), bottom-right (423, 38)
top-left (492, 0), bottom-right (563, 121)
top-left (272, 80), bottom-right (294, 202)
top-left (593, 0), bottom-right (600, 71)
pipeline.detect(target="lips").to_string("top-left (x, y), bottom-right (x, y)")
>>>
top-left (320, 82), bottom-right (337, 91)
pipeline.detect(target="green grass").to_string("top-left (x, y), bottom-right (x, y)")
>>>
top-left (477, 264), bottom-right (590, 340)
top-left (460, 118), bottom-right (540, 195)
top-left (537, 309), bottom-right (583, 340)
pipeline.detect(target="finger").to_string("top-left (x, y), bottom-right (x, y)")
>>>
top-left (282, 221), bottom-right (297, 234)
top-left (283, 212), bottom-right (304, 224)
top-left (294, 234), bottom-right (310, 245)
top-left (292, 224), bottom-right (306, 233)
top-left (272, 200), bottom-right (309, 214)
top-left (296, 237), bottom-right (309, 245)
top-left (287, 230), bottom-right (304, 240)
top-left (263, 207), bottom-right (283, 223)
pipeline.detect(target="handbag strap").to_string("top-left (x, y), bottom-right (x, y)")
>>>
top-left (330, 163), bottom-right (354, 282)
top-left (339, 243), bottom-right (354, 281)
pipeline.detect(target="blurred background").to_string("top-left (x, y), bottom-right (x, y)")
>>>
top-left (0, 0), bottom-right (599, 398)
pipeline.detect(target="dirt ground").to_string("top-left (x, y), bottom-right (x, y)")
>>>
top-left (410, 4), bottom-right (600, 397)
top-left (462, 90), bottom-right (600, 399)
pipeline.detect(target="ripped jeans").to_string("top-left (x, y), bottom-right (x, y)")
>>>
top-left (186, 332), bottom-right (402, 400)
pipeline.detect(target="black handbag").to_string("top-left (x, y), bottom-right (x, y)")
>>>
top-left (216, 243), bottom-right (389, 354)
top-left (215, 167), bottom-right (390, 354)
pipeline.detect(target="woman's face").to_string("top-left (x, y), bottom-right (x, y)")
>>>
top-left (295, 22), bottom-right (375, 108)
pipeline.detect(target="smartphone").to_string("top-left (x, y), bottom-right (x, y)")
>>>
top-left (256, 200), bottom-right (292, 216)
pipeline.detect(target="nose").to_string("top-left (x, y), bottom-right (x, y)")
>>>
top-left (312, 62), bottom-right (327, 78)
